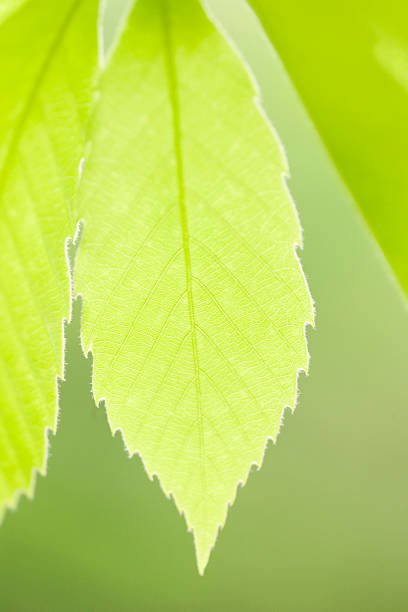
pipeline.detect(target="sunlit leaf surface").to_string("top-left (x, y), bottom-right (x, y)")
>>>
top-left (0, 0), bottom-right (97, 516)
top-left (75, 0), bottom-right (313, 572)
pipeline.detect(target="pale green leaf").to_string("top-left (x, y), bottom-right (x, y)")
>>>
top-left (0, 0), bottom-right (26, 25)
top-left (247, 0), bottom-right (408, 297)
top-left (0, 0), bottom-right (97, 516)
top-left (75, 0), bottom-right (313, 572)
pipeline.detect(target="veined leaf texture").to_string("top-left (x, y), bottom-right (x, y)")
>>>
top-left (0, 0), bottom-right (98, 517)
top-left (75, 0), bottom-right (313, 572)
top-left (0, 0), bottom-right (313, 572)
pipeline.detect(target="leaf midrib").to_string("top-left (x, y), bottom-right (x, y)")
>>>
top-left (0, 0), bottom-right (83, 227)
top-left (159, 0), bottom-right (206, 490)
top-left (0, 0), bottom-right (84, 368)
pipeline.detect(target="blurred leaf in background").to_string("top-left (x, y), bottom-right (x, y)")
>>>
top-left (249, 0), bottom-right (408, 296)
top-left (0, 0), bottom-right (25, 23)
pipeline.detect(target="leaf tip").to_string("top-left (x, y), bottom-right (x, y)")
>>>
top-left (194, 530), bottom-right (214, 576)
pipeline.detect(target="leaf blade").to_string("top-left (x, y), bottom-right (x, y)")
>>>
top-left (0, 0), bottom-right (98, 516)
top-left (76, 0), bottom-right (313, 571)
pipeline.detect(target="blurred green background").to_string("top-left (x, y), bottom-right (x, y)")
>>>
top-left (0, 1), bottom-right (407, 610)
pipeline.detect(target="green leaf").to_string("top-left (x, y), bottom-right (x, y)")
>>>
top-left (0, 0), bottom-right (25, 24)
top-left (247, 0), bottom-right (408, 297)
top-left (0, 0), bottom-right (97, 517)
top-left (75, 0), bottom-right (313, 572)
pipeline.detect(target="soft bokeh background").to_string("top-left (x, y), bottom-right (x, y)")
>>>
top-left (0, 1), bottom-right (407, 610)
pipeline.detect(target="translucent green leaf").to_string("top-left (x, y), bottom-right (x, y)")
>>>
top-left (75, 0), bottom-right (313, 572)
top-left (0, 0), bottom-right (97, 516)
top-left (0, 0), bottom-right (26, 24)
top-left (248, 0), bottom-right (408, 297)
